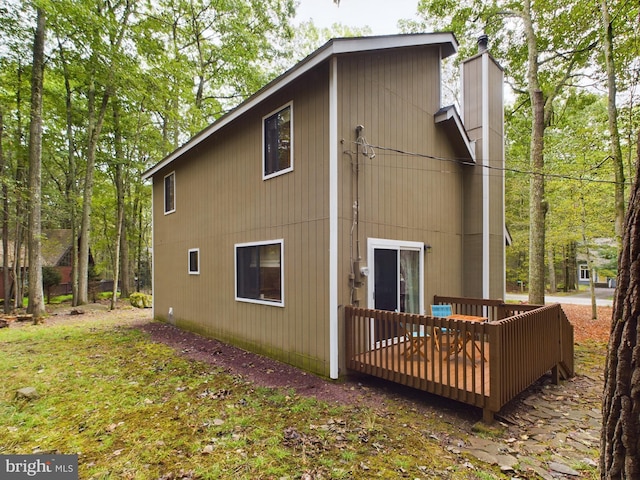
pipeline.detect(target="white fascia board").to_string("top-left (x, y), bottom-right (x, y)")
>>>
top-left (142, 33), bottom-right (458, 180)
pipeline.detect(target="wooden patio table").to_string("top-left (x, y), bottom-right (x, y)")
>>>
top-left (446, 314), bottom-right (488, 361)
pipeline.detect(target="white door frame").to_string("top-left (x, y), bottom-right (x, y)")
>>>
top-left (367, 238), bottom-right (425, 315)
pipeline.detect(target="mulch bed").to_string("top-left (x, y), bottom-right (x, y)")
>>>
top-left (139, 303), bottom-right (610, 410)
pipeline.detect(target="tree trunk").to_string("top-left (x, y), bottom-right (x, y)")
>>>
top-left (601, 130), bottom-right (640, 477)
top-left (114, 100), bottom-right (131, 299)
top-left (580, 184), bottom-right (597, 320)
top-left (111, 101), bottom-right (125, 309)
top-left (529, 88), bottom-right (547, 304)
top-left (600, 0), bottom-right (625, 249)
top-left (120, 220), bottom-right (130, 298)
top-left (110, 202), bottom-right (124, 310)
top-left (58, 41), bottom-right (80, 306)
top-left (77, 79), bottom-right (110, 305)
top-left (0, 108), bottom-right (10, 314)
top-left (77, 4), bottom-right (131, 304)
top-left (562, 244), bottom-right (569, 293)
top-left (568, 242), bottom-right (577, 291)
top-left (547, 246), bottom-right (557, 294)
top-left (12, 64), bottom-right (27, 311)
top-left (136, 198), bottom-right (144, 292)
top-left (27, 7), bottom-right (47, 322)
top-left (523, 0), bottom-right (546, 305)
top-left (588, 263), bottom-right (596, 320)
top-left (12, 224), bottom-right (23, 310)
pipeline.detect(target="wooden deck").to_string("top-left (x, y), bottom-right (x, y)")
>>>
top-left (352, 338), bottom-right (491, 396)
top-left (345, 298), bottom-right (574, 421)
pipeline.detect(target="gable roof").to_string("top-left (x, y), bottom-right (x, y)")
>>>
top-left (41, 229), bottom-right (74, 266)
top-left (0, 229), bottom-right (73, 267)
top-left (142, 32), bottom-right (459, 180)
top-left (435, 105), bottom-right (476, 162)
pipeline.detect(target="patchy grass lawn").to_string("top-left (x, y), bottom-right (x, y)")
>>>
top-left (0, 313), bottom-right (507, 479)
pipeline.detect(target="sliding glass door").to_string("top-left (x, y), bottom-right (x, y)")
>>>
top-left (368, 239), bottom-right (424, 342)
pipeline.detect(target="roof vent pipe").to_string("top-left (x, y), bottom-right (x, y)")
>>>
top-left (477, 34), bottom-right (489, 53)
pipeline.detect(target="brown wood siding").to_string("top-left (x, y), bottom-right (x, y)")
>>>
top-left (488, 58), bottom-right (505, 299)
top-left (461, 53), bottom-right (505, 299)
top-left (336, 47), bottom-right (465, 314)
top-left (461, 56), bottom-right (484, 298)
top-left (150, 43), bottom-right (502, 378)
top-left (151, 66), bottom-right (332, 376)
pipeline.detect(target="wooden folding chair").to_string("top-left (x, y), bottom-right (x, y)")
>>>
top-left (399, 321), bottom-right (427, 360)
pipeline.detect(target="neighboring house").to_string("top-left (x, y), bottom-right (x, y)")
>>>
top-left (143, 33), bottom-right (505, 379)
top-left (0, 229), bottom-right (94, 298)
top-left (41, 229), bottom-right (86, 296)
top-left (577, 238), bottom-right (617, 288)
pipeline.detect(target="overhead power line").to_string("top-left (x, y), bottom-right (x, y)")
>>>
top-left (350, 140), bottom-right (631, 186)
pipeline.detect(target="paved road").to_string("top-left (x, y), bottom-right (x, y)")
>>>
top-left (506, 287), bottom-right (614, 307)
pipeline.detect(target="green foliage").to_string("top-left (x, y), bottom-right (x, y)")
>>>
top-left (41, 266), bottom-right (62, 290)
top-left (413, 0), bottom-right (638, 293)
top-left (48, 294), bottom-right (73, 305)
top-left (0, 0), bottom-right (299, 302)
top-left (41, 266), bottom-right (62, 304)
top-left (286, 21), bottom-right (372, 65)
top-left (129, 292), bottom-right (152, 308)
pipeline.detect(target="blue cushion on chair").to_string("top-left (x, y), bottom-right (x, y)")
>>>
top-left (431, 304), bottom-right (452, 317)
top-left (430, 305), bottom-right (453, 352)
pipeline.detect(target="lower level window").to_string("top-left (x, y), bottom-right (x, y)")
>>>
top-left (235, 240), bottom-right (284, 306)
top-left (188, 248), bottom-right (200, 275)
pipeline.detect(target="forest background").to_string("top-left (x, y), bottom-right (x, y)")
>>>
top-left (0, 0), bottom-right (638, 315)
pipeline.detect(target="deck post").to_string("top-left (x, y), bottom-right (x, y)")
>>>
top-left (482, 408), bottom-right (495, 424)
top-left (486, 322), bottom-right (502, 420)
top-left (551, 364), bottom-right (560, 385)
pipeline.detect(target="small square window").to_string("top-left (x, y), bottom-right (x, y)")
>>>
top-left (263, 103), bottom-right (293, 179)
top-left (235, 240), bottom-right (284, 306)
top-left (188, 248), bottom-right (200, 275)
top-left (164, 171), bottom-right (175, 214)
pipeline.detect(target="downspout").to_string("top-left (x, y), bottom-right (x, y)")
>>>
top-left (329, 56), bottom-right (339, 379)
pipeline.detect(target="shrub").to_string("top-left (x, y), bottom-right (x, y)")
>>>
top-left (130, 292), bottom-right (152, 308)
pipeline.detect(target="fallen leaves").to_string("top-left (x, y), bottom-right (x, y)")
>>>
top-left (561, 304), bottom-right (612, 343)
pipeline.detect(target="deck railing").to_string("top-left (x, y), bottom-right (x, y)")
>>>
top-left (344, 297), bottom-right (574, 422)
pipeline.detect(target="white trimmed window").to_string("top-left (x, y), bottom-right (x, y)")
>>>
top-left (164, 171), bottom-right (176, 214)
top-left (235, 240), bottom-right (284, 306)
top-left (188, 248), bottom-right (200, 275)
top-left (579, 264), bottom-right (590, 280)
top-left (262, 103), bottom-right (293, 179)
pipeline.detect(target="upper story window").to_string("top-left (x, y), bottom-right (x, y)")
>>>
top-left (164, 171), bottom-right (175, 214)
top-left (188, 248), bottom-right (200, 275)
top-left (263, 103), bottom-right (293, 180)
top-left (235, 240), bottom-right (284, 307)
